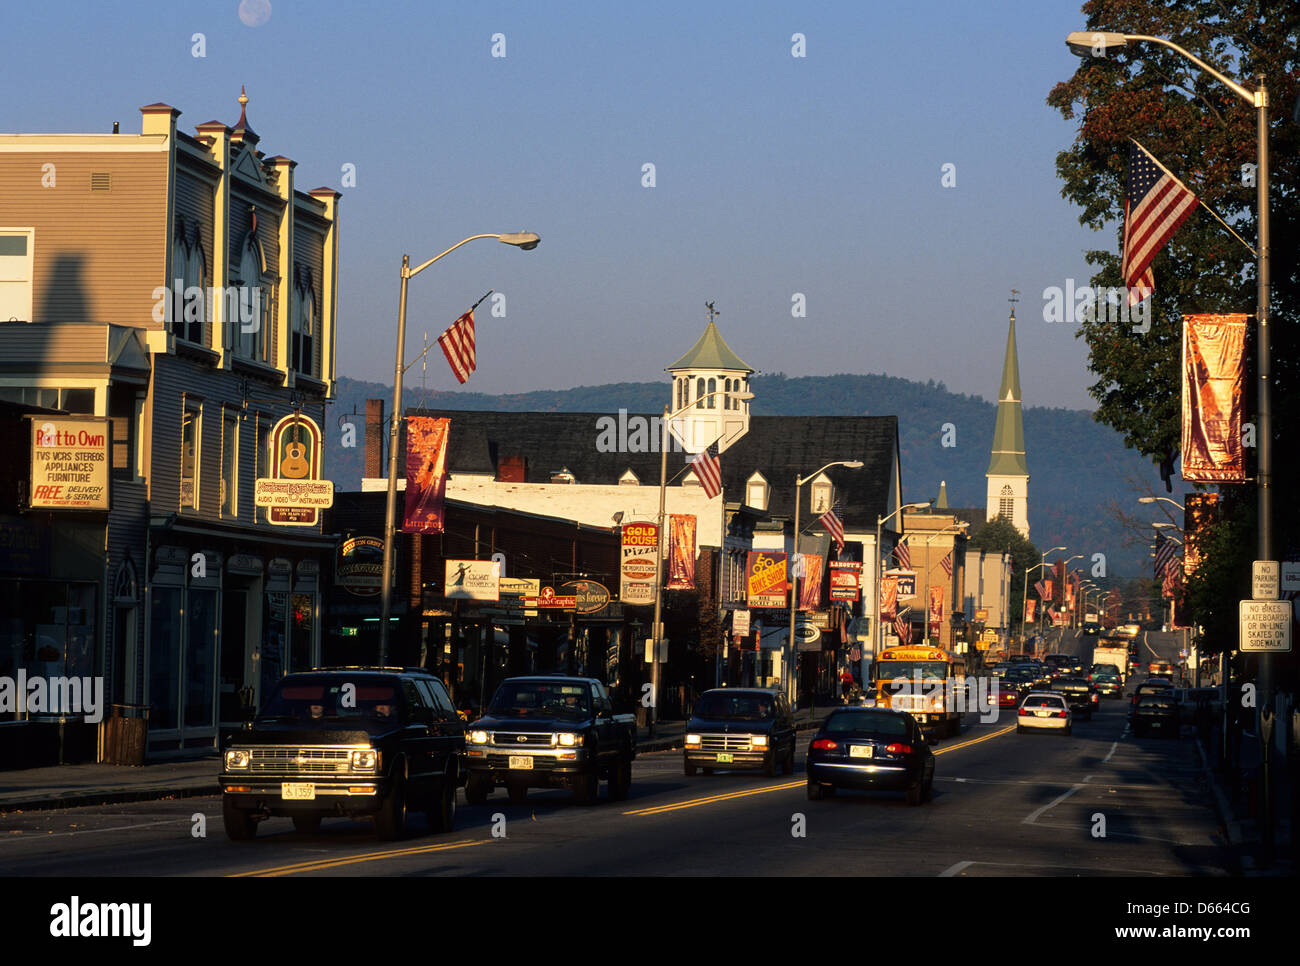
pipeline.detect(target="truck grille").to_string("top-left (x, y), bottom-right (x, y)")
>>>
top-left (700, 734), bottom-right (754, 752)
top-left (491, 732), bottom-right (556, 747)
top-left (248, 746), bottom-right (355, 776)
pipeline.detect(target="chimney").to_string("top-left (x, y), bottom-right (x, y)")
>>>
top-left (365, 399), bottom-right (385, 478)
top-left (498, 455), bottom-right (526, 483)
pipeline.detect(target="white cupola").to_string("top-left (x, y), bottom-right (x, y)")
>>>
top-left (665, 310), bottom-right (754, 454)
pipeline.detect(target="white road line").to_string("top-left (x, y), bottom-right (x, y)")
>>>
top-left (1102, 740), bottom-right (1120, 763)
top-left (1022, 784), bottom-right (1084, 825)
top-left (939, 860), bottom-right (975, 877)
top-left (3, 818), bottom-right (177, 839)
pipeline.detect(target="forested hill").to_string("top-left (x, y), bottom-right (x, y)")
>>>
top-left (324, 372), bottom-right (1156, 577)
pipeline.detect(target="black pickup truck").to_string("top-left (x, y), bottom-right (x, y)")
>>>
top-left (464, 676), bottom-right (636, 805)
top-left (219, 667), bottom-right (465, 841)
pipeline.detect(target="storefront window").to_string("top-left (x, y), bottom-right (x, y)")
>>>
top-left (289, 593), bottom-right (314, 673)
top-left (149, 587), bottom-right (182, 730)
top-left (185, 589), bottom-right (217, 728)
top-left (0, 581), bottom-right (98, 721)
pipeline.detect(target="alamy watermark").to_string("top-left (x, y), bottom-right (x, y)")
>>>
top-left (0, 672), bottom-right (104, 723)
top-left (150, 279), bottom-right (263, 331)
top-left (1043, 280), bottom-right (1151, 333)
top-left (595, 410), bottom-right (689, 453)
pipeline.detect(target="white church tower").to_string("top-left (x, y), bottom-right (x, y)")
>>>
top-left (665, 305), bottom-right (754, 453)
top-left (986, 305), bottom-right (1030, 537)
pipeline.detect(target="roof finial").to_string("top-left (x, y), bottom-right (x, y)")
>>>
top-left (237, 86), bottom-right (249, 126)
top-left (1008, 287), bottom-right (1020, 322)
top-left (705, 300), bottom-right (719, 325)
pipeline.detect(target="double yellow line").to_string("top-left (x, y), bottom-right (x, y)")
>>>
top-left (934, 723), bottom-right (1016, 755)
top-left (230, 838), bottom-right (484, 877)
top-left (624, 780), bottom-right (804, 817)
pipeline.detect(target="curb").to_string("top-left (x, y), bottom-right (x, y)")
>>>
top-left (0, 781), bottom-right (219, 814)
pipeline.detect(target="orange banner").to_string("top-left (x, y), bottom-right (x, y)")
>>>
top-left (1182, 314), bottom-right (1247, 482)
top-left (928, 585), bottom-right (944, 639)
top-left (666, 514), bottom-right (696, 590)
top-left (798, 554), bottom-right (824, 610)
top-left (880, 576), bottom-right (898, 620)
top-left (403, 417), bottom-right (449, 533)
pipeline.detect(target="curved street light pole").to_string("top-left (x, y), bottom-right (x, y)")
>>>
top-left (787, 460), bottom-right (863, 708)
top-left (1069, 26), bottom-right (1274, 856)
top-left (379, 233), bottom-right (540, 667)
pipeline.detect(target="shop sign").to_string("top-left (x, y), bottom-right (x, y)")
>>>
top-left (337, 537), bottom-right (384, 597)
top-left (444, 560), bottom-right (501, 601)
top-left (28, 417), bottom-right (110, 510)
top-left (560, 579), bottom-right (611, 615)
top-left (620, 522), bottom-right (659, 605)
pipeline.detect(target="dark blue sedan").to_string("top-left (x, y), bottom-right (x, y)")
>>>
top-left (806, 707), bottom-right (935, 805)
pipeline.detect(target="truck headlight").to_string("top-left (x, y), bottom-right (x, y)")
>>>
top-left (469, 730), bottom-right (489, 745)
top-left (224, 749), bottom-right (250, 770)
top-left (558, 733), bottom-right (579, 747)
top-left (350, 749), bottom-right (378, 772)
top-left (684, 734), bottom-right (701, 747)
top-left (750, 735), bottom-right (769, 748)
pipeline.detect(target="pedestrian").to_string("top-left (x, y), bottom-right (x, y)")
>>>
top-left (839, 667), bottom-right (853, 704)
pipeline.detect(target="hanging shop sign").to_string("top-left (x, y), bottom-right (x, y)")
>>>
top-left (28, 417), bottom-right (110, 510)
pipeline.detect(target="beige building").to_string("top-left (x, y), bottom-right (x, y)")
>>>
top-left (0, 92), bottom-right (340, 762)
top-left (897, 509), bottom-right (969, 653)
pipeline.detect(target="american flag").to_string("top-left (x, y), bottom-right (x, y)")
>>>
top-left (939, 550), bottom-right (952, 577)
top-left (1121, 141), bottom-right (1200, 306)
top-left (1153, 532), bottom-right (1178, 579)
top-left (892, 537), bottom-right (911, 570)
top-left (437, 310), bottom-right (476, 384)
top-left (894, 609), bottom-right (911, 644)
top-left (689, 443), bottom-right (722, 499)
top-left (1162, 558), bottom-right (1182, 598)
top-left (818, 501), bottom-right (845, 554)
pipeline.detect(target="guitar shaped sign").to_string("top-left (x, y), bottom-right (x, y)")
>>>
top-left (255, 412), bottom-right (332, 525)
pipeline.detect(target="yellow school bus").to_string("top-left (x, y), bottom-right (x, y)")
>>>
top-left (872, 645), bottom-right (967, 737)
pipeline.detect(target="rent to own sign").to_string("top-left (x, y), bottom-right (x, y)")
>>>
top-left (29, 417), bottom-right (110, 509)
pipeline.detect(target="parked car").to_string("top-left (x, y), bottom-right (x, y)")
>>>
top-left (805, 707), bottom-right (935, 805)
top-left (1016, 692), bottom-right (1072, 735)
top-left (219, 667), bottom-right (466, 841)
top-left (464, 676), bottom-right (636, 805)
top-left (684, 688), bottom-right (797, 777)
top-left (1132, 692), bottom-right (1179, 737)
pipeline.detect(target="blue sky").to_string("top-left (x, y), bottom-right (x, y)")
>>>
top-left (6, 0), bottom-right (1112, 409)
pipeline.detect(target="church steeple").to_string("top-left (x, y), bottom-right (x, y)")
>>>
top-left (985, 299), bottom-right (1030, 537)
top-left (666, 303), bottom-right (753, 454)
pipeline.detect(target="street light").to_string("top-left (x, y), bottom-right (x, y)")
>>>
top-left (1069, 28), bottom-right (1276, 854)
top-left (1022, 546), bottom-right (1066, 654)
top-left (1054, 555), bottom-right (1083, 632)
top-left (378, 232), bottom-right (541, 665)
top-left (874, 501), bottom-right (934, 670)
top-left (787, 460), bottom-right (863, 707)
top-left (648, 387), bottom-right (754, 736)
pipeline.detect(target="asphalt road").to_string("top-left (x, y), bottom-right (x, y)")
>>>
top-left (0, 694), bottom-right (1233, 877)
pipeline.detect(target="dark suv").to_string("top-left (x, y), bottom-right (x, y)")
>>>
top-left (219, 667), bottom-right (465, 841)
top-left (1051, 677), bottom-right (1099, 719)
top-left (684, 688), bottom-right (796, 777)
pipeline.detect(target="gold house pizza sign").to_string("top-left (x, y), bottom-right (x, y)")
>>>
top-left (254, 413), bottom-right (333, 526)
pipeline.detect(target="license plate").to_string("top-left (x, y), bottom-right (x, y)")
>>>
top-left (849, 745), bottom-right (873, 758)
top-left (282, 782), bottom-right (315, 800)
top-left (1035, 711), bottom-right (1051, 717)
top-left (508, 756), bottom-right (533, 769)
top-left (716, 753), bottom-right (734, 763)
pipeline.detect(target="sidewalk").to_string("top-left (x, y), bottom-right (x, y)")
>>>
top-left (0, 705), bottom-right (832, 813)
top-left (1196, 723), bottom-right (1295, 876)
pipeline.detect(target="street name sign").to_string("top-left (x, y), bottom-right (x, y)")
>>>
top-left (1239, 600), bottom-right (1292, 653)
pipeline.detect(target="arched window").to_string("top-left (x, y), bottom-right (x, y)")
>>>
top-left (185, 237), bottom-right (206, 344)
top-left (999, 484), bottom-right (1015, 519)
top-left (707, 377), bottom-right (716, 408)
top-left (723, 378), bottom-right (731, 409)
top-left (696, 377), bottom-right (705, 409)
top-left (235, 234), bottom-right (269, 363)
top-left (171, 225), bottom-right (188, 337)
top-left (292, 267), bottom-right (315, 376)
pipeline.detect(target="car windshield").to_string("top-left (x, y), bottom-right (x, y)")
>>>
top-left (692, 692), bottom-right (775, 720)
top-left (823, 711), bottom-right (909, 738)
top-left (876, 661), bottom-right (949, 682)
top-left (488, 682), bottom-right (591, 718)
top-left (1138, 696), bottom-right (1176, 710)
top-left (259, 679), bottom-right (402, 723)
top-left (1023, 696), bottom-right (1065, 708)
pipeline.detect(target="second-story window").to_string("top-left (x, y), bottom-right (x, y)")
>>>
top-left (291, 268), bottom-right (315, 377)
top-left (235, 234), bottom-right (271, 365)
top-left (172, 220), bottom-right (206, 344)
top-left (181, 405), bottom-right (201, 511)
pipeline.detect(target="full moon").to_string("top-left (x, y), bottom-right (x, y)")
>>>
top-left (238, 0), bottom-right (272, 27)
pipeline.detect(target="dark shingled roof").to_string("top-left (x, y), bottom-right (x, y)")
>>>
top-left (402, 409), bottom-right (900, 529)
